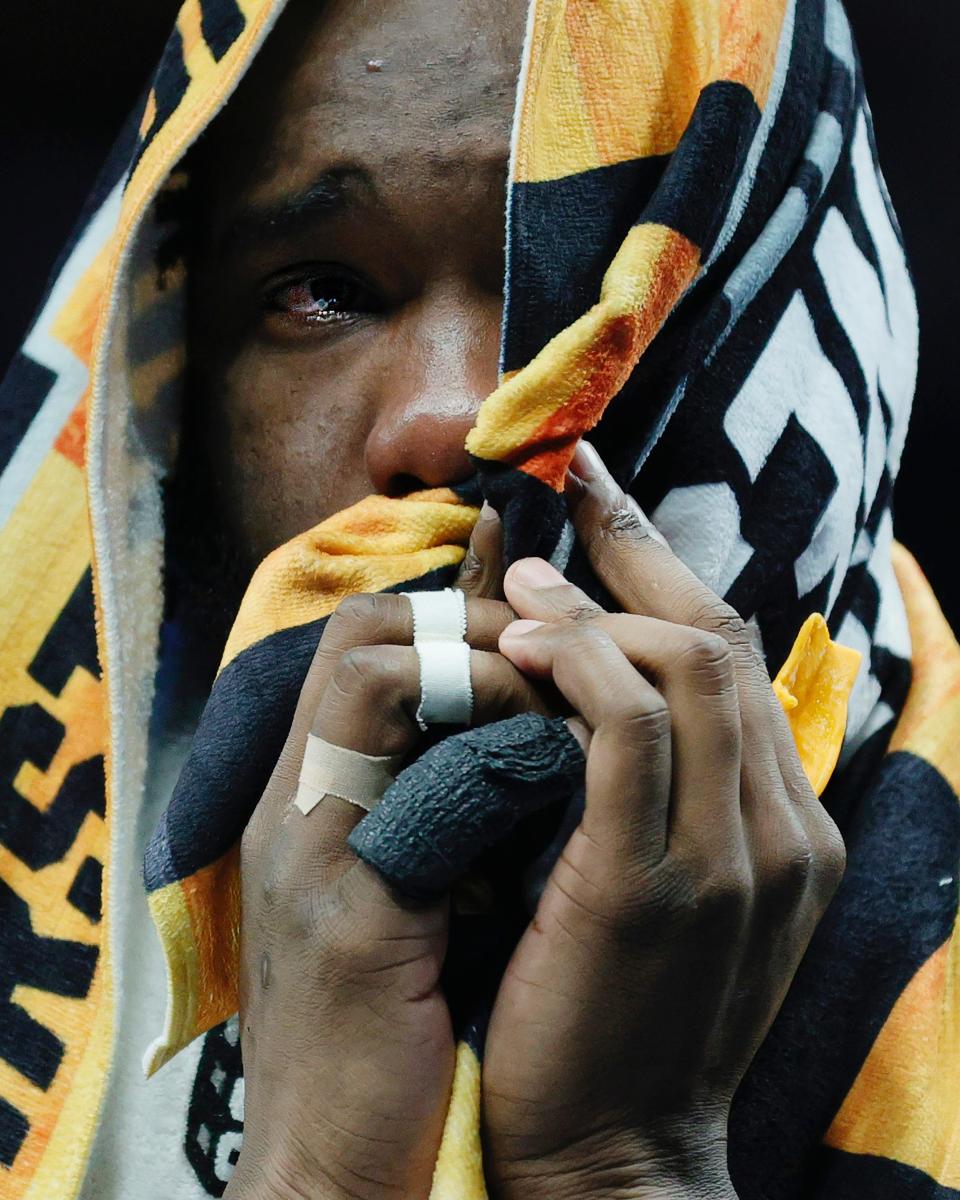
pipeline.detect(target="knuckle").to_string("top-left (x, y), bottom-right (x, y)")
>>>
top-left (647, 857), bottom-right (752, 930)
top-left (557, 623), bottom-right (613, 657)
top-left (811, 816), bottom-right (847, 893)
top-left (550, 850), bottom-right (655, 943)
top-left (595, 502), bottom-right (651, 547)
top-left (647, 859), bottom-right (702, 923)
top-left (257, 860), bottom-right (351, 951)
top-left (676, 629), bottom-right (736, 687)
top-left (330, 644), bottom-right (397, 699)
top-left (325, 592), bottom-right (395, 646)
top-left (604, 864), bottom-right (680, 932)
top-left (762, 814), bottom-right (846, 912)
top-left (689, 598), bottom-right (752, 650)
top-left (699, 863), bottom-right (754, 925)
top-left (456, 548), bottom-right (484, 588)
top-left (250, 847), bottom-right (305, 929)
top-left (612, 696), bottom-right (671, 746)
top-left (239, 804), bottom-right (269, 872)
top-left (764, 835), bottom-right (815, 904)
top-left (312, 901), bottom-right (364, 965)
top-left (326, 591), bottom-right (377, 637)
top-left (565, 598), bottom-right (603, 624)
top-left (485, 662), bottom-right (533, 714)
top-left (242, 837), bottom-right (369, 962)
top-left (272, 883), bottom-right (315, 939)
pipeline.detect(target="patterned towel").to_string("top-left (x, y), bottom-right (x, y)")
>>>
top-left (0, 0), bottom-right (956, 1198)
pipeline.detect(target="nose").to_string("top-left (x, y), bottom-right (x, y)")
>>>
top-left (363, 293), bottom-right (500, 496)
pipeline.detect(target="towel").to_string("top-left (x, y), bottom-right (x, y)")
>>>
top-left (0, 1), bottom-right (956, 1198)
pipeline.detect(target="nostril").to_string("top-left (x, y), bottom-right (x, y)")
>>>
top-left (384, 472), bottom-right (426, 498)
top-left (364, 397), bottom-right (480, 496)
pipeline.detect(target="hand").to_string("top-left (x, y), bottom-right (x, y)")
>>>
top-left (481, 444), bottom-right (847, 1200)
top-left (226, 508), bottom-right (542, 1200)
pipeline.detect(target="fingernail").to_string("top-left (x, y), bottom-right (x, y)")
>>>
top-left (570, 440), bottom-right (623, 505)
top-left (478, 500), bottom-right (498, 523)
top-left (500, 619), bottom-right (544, 641)
top-left (570, 439), bottom-right (606, 481)
top-left (508, 558), bottom-right (565, 588)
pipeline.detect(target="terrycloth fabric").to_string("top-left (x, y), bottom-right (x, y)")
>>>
top-left (0, 2), bottom-right (953, 1199)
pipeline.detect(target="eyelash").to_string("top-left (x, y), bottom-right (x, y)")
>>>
top-left (264, 268), bottom-right (382, 328)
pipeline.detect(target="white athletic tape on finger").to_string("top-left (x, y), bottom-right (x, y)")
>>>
top-left (404, 588), bottom-right (467, 643)
top-left (294, 735), bottom-right (404, 816)
top-left (414, 640), bottom-right (474, 729)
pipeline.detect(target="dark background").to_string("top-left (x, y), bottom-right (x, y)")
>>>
top-left (1, 2), bottom-right (956, 629)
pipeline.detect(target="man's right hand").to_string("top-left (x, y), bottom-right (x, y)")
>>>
top-left (224, 510), bottom-right (537, 1200)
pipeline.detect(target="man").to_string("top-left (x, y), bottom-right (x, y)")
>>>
top-left (0, 1), bottom-right (955, 1198)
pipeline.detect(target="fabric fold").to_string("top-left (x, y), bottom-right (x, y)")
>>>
top-left (1, 0), bottom-right (949, 1198)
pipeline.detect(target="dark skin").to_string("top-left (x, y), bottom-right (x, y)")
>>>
top-left (183, 2), bottom-right (846, 1197)
top-left (187, 0), bottom-right (522, 568)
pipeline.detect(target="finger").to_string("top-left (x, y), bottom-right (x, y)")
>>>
top-left (347, 713), bottom-right (583, 900)
top-left (282, 644), bottom-right (553, 877)
top-left (269, 591), bottom-right (517, 799)
top-left (577, 592), bottom-right (829, 914)
top-left (739, 709), bottom-right (846, 919)
top-left (565, 447), bottom-right (837, 919)
top-left (323, 590), bottom-right (514, 658)
top-left (500, 621), bottom-right (673, 867)
top-left (562, 457), bottom-right (826, 884)
top-left (567, 441), bottom-right (786, 766)
top-left (500, 554), bottom-right (753, 847)
top-left (500, 513), bottom-right (790, 854)
top-left (567, 441), bottom-right (761, 661)
top-left (502, 557), bottom-right (605, 623)
top-left (455, 501), bottom-right (506, 600)
top-left (246, 590), bottom-right (519, 883)
top-left (501, 614), bottom-right (743, 857)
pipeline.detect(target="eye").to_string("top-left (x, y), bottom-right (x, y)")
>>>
top-left (264, 268), bottom-right (382, 327)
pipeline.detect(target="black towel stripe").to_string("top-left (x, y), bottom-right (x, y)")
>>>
top-left (199, 0), bottom-right (247, 63)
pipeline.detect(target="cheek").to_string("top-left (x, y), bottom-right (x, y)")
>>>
top-left (208, 352), bottom-right (376, 562)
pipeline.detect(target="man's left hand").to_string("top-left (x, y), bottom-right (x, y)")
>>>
top-left (481, 443), bottom-right (846, 1200)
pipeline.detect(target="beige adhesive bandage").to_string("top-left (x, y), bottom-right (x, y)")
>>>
top-left (402, 589), bottom-right (474, 730)
top-left (294, 734), bottom-right (404, 816)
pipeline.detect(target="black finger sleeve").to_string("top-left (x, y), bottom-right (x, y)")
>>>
top-left (347, 713), bottom-right (586, 899)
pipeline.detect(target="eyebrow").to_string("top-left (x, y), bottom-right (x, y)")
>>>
top-left (216, 165), bottom-right (377, 256)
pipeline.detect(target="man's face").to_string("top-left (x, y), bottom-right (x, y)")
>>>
top-left (187, 0), bottom-right (526, 568)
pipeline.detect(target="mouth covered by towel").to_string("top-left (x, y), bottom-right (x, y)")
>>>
top-left (143, 0), bottom-right (908, 1070)
top-left (4, 0), bottom-right (959, 1198)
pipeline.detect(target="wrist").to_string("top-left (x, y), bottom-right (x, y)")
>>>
top-left (487, 1122), bottom-right (736, 1200)
top-left (223, 1157), bottom-right (344, 1200)
top-left (490, 1166), bottom-right (736, 1200)
top-left (491, 1171), bottom-right (737, 1200)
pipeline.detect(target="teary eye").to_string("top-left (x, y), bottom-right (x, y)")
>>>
top-left (265, 269), bottom-right (382, 325)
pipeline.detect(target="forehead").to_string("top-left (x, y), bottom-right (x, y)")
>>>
top-left (198, 0), bottom-right (525, 212)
